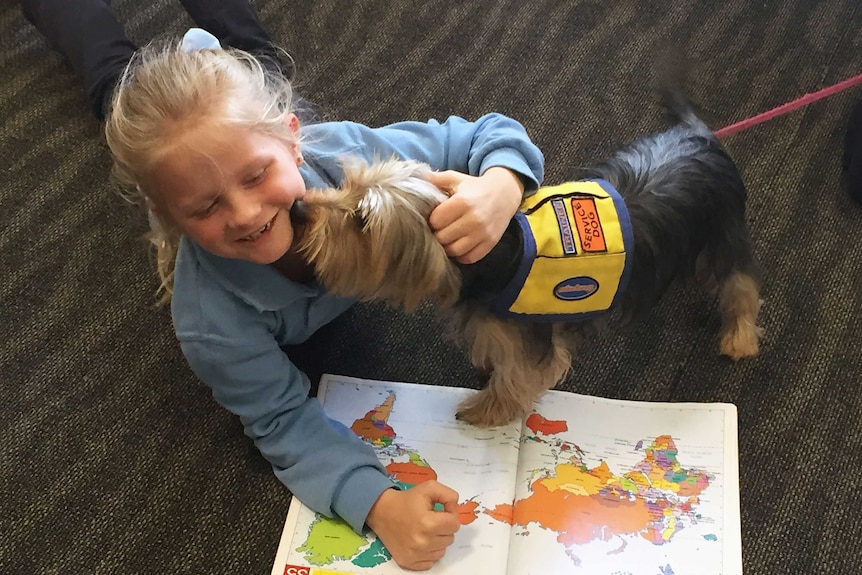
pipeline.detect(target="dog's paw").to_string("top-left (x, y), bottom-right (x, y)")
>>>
top-left (720, 322), bottom-right (763, 360)
top-left (455, 390), bottom-right (525, 428)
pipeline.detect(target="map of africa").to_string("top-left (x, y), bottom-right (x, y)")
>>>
top-left (276, 376), bottom-right (739, 575)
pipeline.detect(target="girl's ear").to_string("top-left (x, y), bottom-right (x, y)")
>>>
top-left (286, 112), bottom-right (300, 135)
top-left (286, 112), bottom-right (302, 161)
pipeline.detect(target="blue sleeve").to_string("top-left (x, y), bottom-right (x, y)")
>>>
top-left (308, 113), bottom-right (545, 191)
top-left (179, 332), bottom-right (395, 533)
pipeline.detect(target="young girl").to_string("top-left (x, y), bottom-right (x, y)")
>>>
top-left (105, 29), bottom-right (544, 571)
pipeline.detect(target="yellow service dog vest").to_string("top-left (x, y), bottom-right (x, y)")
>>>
top-left (491, 179), bottom-right (634, 322)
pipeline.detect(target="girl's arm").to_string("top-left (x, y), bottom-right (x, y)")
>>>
top-left (312, 112), bottom-right (544, 189)
top-left (180, 328), bottom-right (462, 568)
top-left (179, 332), bottom-right (395, 533)
top-left (306, 113), bottom-right (544, 263)
top-left (426, 166), bottom-right (524, 263)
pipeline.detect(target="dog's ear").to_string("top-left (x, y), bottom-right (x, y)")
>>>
top-left (338, 157), bottom-right (372, 205)
top-left (330, 157), bottom-right (461, 310)
top-left (354, 159), bottom-right (443, 223)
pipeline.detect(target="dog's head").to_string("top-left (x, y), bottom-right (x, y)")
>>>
top-left (293, 157), bottom-right (462, 311)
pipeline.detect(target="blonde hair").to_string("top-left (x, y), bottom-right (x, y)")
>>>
top-left (105, 38), bottom-right (297, 304)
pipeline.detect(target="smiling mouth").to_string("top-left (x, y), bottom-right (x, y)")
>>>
top-left (242, 213), bottom-right (277, 242)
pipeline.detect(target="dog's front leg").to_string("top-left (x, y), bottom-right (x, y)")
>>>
top-left (456, 371), bottom-right (533, 428)
top-left (455, 320), bottom-right (572, 427)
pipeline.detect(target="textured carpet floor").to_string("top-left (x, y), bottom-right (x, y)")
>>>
top-left (2, 1), bottom-right (861, 574)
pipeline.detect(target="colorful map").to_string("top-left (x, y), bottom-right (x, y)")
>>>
top-left (492, 416), bottom-right (712, 556)
top-left (293, 392), bottom-right (483, 570)
top-left (273, 376), bottom-right (740, 575)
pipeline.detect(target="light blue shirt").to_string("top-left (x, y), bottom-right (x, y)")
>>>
top-left (171, 114), bottom-right (544, 532)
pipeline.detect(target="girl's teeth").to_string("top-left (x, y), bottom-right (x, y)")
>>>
top-left (246, 221), bottom-right (272, 240)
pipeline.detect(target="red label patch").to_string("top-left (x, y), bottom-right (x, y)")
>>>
top-left (283, 565), bottom-right (311, 575)
top-left (571, 197), bottom-right (606, 252)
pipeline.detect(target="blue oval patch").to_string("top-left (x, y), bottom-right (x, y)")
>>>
top-left (554, 276), bottom-right (599, 301)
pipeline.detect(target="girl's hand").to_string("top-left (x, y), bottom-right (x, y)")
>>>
top-left (427, 167), bottom-right (524, 264)
top-left (366, 481), bottom-right (461, 571)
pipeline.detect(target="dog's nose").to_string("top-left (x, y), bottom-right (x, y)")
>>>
top-left (290, 200), bottom-right (308, 224)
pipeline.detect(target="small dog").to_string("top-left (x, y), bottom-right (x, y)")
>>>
top-left (292, 89), bottom-right (762, 428)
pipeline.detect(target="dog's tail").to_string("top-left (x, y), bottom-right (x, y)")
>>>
top-left (653, 51), bottom-right (713, 137)
top-left (659, 86), bottom-right (712, 136)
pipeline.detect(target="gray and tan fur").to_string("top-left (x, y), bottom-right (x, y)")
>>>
top-left (293, 90), bottom-right (762, 428)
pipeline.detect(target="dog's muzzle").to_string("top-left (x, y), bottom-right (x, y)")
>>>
top-left (289, 200), bottom-right (309, 224)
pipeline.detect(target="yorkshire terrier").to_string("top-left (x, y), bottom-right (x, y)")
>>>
top-left (292, 89), bottom-right (762, 428)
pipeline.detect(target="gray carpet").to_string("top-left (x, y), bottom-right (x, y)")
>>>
top-left (2, 1), bottom-right (862, 573)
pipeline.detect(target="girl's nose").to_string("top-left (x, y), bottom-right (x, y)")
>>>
top-left (227, 193), bottom-right (262, 230)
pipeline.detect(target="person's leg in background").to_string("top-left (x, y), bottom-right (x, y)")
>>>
top-left (23, 0), bottom-right (308, 122)
top-left (21, 0), bottom-right (136, 121)
top-left (177, 0), bottom-right (294, 79)
top-left (843, 99), bottom-right (862, 206)
top-left (180, 0), bottom-right (318, 121)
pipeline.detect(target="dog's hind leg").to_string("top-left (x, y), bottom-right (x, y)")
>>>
top-left (717, 270), bottom-right (762, 360)
top-left (455, 315), bottom-right (571, 427)
top-left (698, 223), bottom-right (763, 360)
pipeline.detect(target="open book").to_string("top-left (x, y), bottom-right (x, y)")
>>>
top-left (271, 374), bottom-right (742, 575)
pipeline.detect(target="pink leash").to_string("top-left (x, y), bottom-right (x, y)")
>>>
top-left (714, 71), bottom-right (862, 139)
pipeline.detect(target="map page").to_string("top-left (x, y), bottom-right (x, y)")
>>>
top-left (271, 374), bottom-right (741, 575)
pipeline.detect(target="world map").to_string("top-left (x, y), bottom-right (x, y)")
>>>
top-left (284, 387), bottom-right (723, 574)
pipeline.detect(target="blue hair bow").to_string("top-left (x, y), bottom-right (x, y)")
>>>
top-left (181, 28), bottom-right (221, 51)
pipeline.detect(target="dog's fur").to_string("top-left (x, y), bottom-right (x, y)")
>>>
top-left (292, 90), bottom-right (762, 427)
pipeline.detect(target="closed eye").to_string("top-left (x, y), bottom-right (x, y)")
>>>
top-left (193, 198), bottom-right (220, 219)
top-left (245, 166), bottom-right (269, 187)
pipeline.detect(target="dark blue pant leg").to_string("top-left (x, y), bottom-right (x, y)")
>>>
top-left (177, 0), bottom-right (272, 54)
top-left (21, 0), bottom-right (136, 120)
top-left (22, 0), bottom-right (293, 120)
top-left (177, 0), bottom-right (294, 79)
top-left (843, 99), bottom-right (862, 205)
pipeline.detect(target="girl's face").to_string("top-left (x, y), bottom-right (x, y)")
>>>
top-left (149, 113), bottom-right (305, 265)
